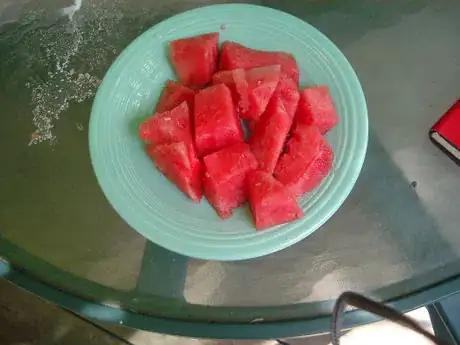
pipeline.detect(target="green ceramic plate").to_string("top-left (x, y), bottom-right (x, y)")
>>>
top-left (89, 4), bottom-right (368, 261)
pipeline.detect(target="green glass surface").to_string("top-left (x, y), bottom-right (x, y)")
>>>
top-left (1, 0), bottom-right (460, 337)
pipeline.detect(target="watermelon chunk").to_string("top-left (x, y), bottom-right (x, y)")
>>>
top-left (155, 80), bottom-right (195, 113)
top-left (272, 76), bottom-right (300, 119)
top-left (169, 33), bottom-right (219, 87)
top-left (194, 84), bottom-right (244, 157)
top-left (203, 143), bottom-right (258, 219)
top-left (219, 41), bottom-right (299, 84)
top-left (295, 86), bottom-right (339, 134)
top-left (139, 101), bottom-right (193, 146)
top-left (247, 170), bottom-right (303, 230)
top-left (238, 65), bottom-right (281, 121)
top-left (247, 76), bottom-right (298, 133)
top-left (250, 96), bottom-right (292, 173)
top-left (274, 125), bottom-right (334, 198)
top-left (147, 142), bottom-right (203, 202)
top-left (212, 68), bottom-right (248, 112)
top-left (212, 66), bottom-right (280, 120)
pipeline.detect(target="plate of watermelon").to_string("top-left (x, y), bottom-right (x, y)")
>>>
top-left (89, 4), bottom-right (368, 260)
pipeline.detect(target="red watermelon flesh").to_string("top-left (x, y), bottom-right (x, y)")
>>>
top-left (139, 102), bottom-right (193, 147)
top-left (212, 68), bottom-right (248, 112)
top-left (238, 65), bottom-right (281, 121)
top-left (219, 41), bottom-right (299, 84)
top-left (194, 84), bottom-right (244, 157)
top-left (272, 76), bottom-right (300, 119)
top-left (246, 76), bottom-right (298, 133)
top-left (274, 125), bottom-right (334, 198)
top-left (212, 70), bottom-right (238, 98)
top-left (155, 80), bottom-right (195, 113)
top-left (147, 142), bottom-right (203, 202)
top-left (295, 86), bottom-right (339, 134)
top-left (247, 170), bottom-right (303, 230)
top-left (169, 33), bottom-right (219, 87)
top-left (203, 143), bottom-right (258, 219)
top-left (250, 96), bottom-right (292, 173)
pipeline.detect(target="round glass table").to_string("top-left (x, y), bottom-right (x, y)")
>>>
top-left (1, 0), bottom-right (460, 339)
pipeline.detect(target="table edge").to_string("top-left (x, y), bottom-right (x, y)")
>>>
top-left (1, 256), bottom-right (459, 339)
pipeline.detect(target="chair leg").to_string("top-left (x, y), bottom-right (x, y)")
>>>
top-left (427, 303), bottom-right (458, 345)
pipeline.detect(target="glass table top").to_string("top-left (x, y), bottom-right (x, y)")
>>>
top-left (1, 0), bottom-right (460, 337)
